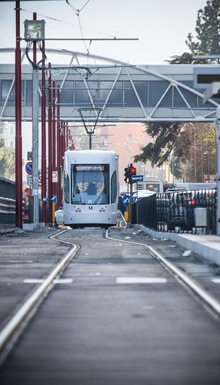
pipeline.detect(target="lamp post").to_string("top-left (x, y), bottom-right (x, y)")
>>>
top-left (15, 1), bottom-right (22, 228)
top-left (24, 18), bottom-right (45, 229)
top-left (124, 142), bottom-right (134, 157)
top-left (204, 149), bottom-right (210, 182)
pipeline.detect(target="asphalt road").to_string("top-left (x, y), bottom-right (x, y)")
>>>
top-left (0, 227), bottom-right (220, 384)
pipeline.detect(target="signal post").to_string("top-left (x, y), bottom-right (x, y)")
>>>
top-left (123, 164), bottom-right (137, 225)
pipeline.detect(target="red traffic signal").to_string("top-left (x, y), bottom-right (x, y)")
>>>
top-left (129, 164), bottom-right (136, 175)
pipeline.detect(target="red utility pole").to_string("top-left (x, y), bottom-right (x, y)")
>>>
top-left (52, 81), bottom-right (56, 171)
top-left (41, 39), bottom-right (46, 223)
top-left (56, 86), bottom-right (62, 207)
top-left (47, 63), bottom-right (52, 223)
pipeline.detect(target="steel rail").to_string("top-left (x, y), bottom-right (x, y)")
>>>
top-left (0, 229), bottom-right (78, 353)
top-left (106, 231), bottom-right (220, 316)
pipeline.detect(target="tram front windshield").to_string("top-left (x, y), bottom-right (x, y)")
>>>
top-left (71, 164), bottom-right (109, 204)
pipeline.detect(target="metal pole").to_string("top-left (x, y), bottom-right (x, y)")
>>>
top-left (54, 84), bottom-right (58, 208)
top-left (89, 132), bottom-right (92, 149)
top-left (15, 1), bottom-right (23, 228)
top-left (61, 121), bottom-right (65, 156)
top-left (57, 86), bottom-right (62, 207)
top-left (47, 63), bottom-right (52, 223)
top-left (136, 187), bottom-right (139, 225)
top-left (32, 12), bottom-right (39, 230)
top-left (194, 126), bottom-right (197, 182)
top-left (65, 123), bottom-right (69, 149)
top-left (41, 39), bottom-right (46, 224)
top-left (208, 147), bottom-right (210, 182)
top-left (216, 106), bottom-right (220, 235)
top-left (200, 127), bottom-right (204, 182)
top-left (129, 182), bottom-right (133, 225)
top-left (52, 81), bottom-right (56, 169)
top-left (52, 80), bottom-right (56, 221)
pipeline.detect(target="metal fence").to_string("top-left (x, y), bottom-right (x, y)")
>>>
top-left (123, 189), bottom-right (217, 234)
top-left (0, 177), bottom-right (16, 228)
top-left (132, 194), bottom-right (157, 229)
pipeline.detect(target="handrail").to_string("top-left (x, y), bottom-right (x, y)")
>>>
top-left (0, 197), bottom-right (16, 214)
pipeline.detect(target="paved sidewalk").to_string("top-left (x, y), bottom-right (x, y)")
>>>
top-left (136, 225), bottom-right (220, 266)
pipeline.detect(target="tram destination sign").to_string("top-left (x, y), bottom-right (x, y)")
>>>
top-left (131, 175), bottom-right (144, 183)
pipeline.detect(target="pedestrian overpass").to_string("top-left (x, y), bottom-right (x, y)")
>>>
top-left (0, 48), bottom-right (220, 123)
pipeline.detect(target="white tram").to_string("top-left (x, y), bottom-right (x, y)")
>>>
top-left (63, 150), bottom-right (119, 228)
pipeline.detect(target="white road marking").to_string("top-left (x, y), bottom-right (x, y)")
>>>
top-left (23, 278), bottom-right (73, 284)
top-left (2, 261), bottom-right (33, 263)
top-left (116, 277), bottom-right (167, 284)
top-left (212, 278), bottom-right (220, 283)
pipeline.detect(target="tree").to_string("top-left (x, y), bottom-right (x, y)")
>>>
top-left (0, 137), bottom-right (15, 180)
top-left (176, 123), bottom-right (216, 182)
top-left (186, 0), bottom-right (220, 57)
top-left (134, 0), bottom-right (219, 181)
top-left (168, 0), bottom-right (220, 63)
top-left (166, 51), bottom-right (208, 65)
top-left (134, 122), bottom-right (184, 168)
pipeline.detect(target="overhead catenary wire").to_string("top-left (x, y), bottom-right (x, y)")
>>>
top-left (66, 0), bottom-right (91, 16)
top-left (19, 1), bottom-right (134, 60)
top-left (66, 0), bottom-right (91, 57)
top-left (20, 7), bottom-right (114, 38)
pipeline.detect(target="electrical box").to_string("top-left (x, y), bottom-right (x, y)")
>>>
top-left (195, 208), bottom-right (207, 227)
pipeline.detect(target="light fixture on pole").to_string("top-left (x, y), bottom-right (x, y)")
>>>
top-left (24, 20), bottom-right (45, 41)
top-left (204, 149), bottom-right (210, 182)
top-left (24, 18), bottom-right (45, 230)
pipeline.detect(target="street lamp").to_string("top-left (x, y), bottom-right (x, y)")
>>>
top-left (24, 20), bottom-right (45, 40)
top-left (24, 18), bottom-right (45, 230)
top-left (124, 142), bottom-right (133, 157)
top-left (204, 149), bottom-right (210, 182)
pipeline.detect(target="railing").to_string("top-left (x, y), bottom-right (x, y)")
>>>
top-left (0, 197), bottom-right (16, 226)
top-left (0, 197), bottom-right (16, 213)
top-left (131, 189), bottom-right (217, 234)
top-left (0, 177), bottom-right (16, 229)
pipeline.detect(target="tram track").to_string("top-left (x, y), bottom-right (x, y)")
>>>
top-left (1, 227), bottom-right (220, 384)
top-left (1, 226), bottom-right (220, 361)
top-left (106, 229), bottom-right (220, 321)
top-left (0, 229), bottom-right (79, 355)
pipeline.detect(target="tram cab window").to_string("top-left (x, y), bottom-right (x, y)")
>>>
top-left (71, 164), bottom-right (109, 205)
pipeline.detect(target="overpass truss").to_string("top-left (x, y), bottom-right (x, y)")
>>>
top-left (0, 48), bottom-right (219, 123)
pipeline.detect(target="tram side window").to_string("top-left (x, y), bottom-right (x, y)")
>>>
top-left (64, 171), bottom-right (70, 203)
top-left (111, 171), bottom-right (117, 203)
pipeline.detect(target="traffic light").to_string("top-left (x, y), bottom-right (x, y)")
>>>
top-left (129, 164), bottom-right (136, 176)
top-left (124, 167), bottom-right (131, 183)
top-left (27, 151), bottom-right (32, 160)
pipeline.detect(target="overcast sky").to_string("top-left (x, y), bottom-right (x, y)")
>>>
top-left (0, 0), bottom-right (208, 65)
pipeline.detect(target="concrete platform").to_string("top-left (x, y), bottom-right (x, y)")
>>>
top-left (136, 225), bottom-right (220, 267)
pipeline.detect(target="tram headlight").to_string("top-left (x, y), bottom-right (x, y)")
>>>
top-left (99, 206), bottom-right (107, 212)
top-left (74, 206), bottom-right (81, 212)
